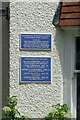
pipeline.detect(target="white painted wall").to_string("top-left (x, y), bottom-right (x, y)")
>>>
top-left (9, 2), bottom-right (64, 118)
top-left (62, 29), bottom-right (80, 118)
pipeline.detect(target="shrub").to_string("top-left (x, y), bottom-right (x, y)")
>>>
top-left (2, 96), bottom-right (31, 120)
top-left (45, 103), bottom-right (74, 120)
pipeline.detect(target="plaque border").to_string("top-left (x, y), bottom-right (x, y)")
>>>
top-left (19, 56), bottom-right (52, 84)
top-left (19, 33), bottom-right (52, 51)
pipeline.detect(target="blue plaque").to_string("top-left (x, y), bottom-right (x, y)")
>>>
top-left (20, 57), bottom-right (51, 83)
top-left (20, 33), bottom-right (51, 50)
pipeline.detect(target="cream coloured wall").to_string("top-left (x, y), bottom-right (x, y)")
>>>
top-left (9, 2), bottom-right (63, 118)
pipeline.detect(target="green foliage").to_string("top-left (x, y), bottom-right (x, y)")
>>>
top-left (2, 96), bottom-right (19, 119)
top-left (2, 96), bottom-right (74, 120)
top-left (45, 103), bottom-right (73, 120)
top-left (20, 115), bottom-right (32, 120)
top-left (2, 96), bottom-right (30, 120)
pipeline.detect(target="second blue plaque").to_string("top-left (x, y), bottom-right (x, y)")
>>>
top-left (20, 57), bottom-right (51, 83)
top-left (20, 33), bottom-right (51, 50)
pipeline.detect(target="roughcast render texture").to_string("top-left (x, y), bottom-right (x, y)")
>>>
top-left (9, 2), bottom-right (63, 118)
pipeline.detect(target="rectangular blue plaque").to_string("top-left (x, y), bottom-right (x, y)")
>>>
top-left (20, 33), bottom-right (51, 50)
top-left (20, 57), bottom-right (51, 83)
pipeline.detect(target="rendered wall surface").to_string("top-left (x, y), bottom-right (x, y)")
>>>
top-left (9, 2), bottom-right (63, 118)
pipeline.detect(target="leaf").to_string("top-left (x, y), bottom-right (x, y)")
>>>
top-left (52, 104), bottom-right (54, 107)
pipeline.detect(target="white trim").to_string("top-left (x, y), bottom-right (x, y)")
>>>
top-left (74, 70), bottom-right (80, 73)
top-left (60, 26), bottom-right (80, 31)
top-left (19, 32), bottom-right (53, 34)
top-left (63, 31), bottom-right (77, 118)
top-left (71, 36), bottom-right (77, 118)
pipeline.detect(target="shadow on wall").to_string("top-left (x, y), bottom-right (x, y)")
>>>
top-left (54, 27), bottom-right (72, 108)
top-left (52, 26), bottom-right (64, 103)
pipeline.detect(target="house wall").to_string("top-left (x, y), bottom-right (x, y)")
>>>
top-left (9, 2), bottom-right (64, 118)
top-left (63, 29), bottom-right (80, 118)
top-left (62, 30), bottom-right (78, 118)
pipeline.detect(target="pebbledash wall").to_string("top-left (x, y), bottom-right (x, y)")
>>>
top-left (9, 2), bottom-right (64, 118)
